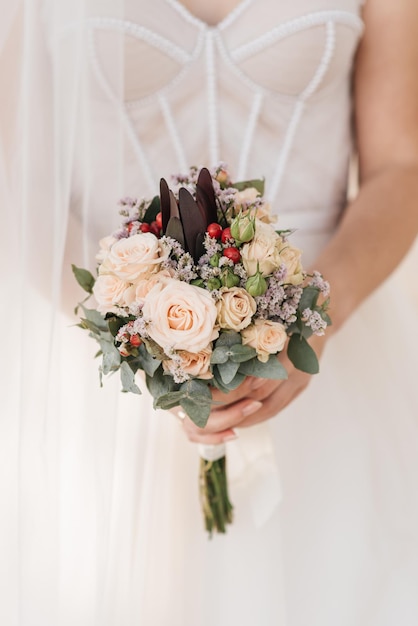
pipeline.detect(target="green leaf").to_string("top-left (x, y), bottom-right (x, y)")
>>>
top-left (238, 355), bottom-right (288, 379)
top-left (145, 366), bottom-right (177, 401)
top-left (287, 334), bottom-right (319, 374)
top-left (217, 360), bottom-right (240, 385)
top-left (143, 196), bottom-right (161, 224)
top-left (212, 368), bottom-right (246, 393)
top-left (232, 178), bottom-right (265, 196)
top-left (107, 315), bottom-right (129, 338)
top-left (81, 306), bottom-right (108, 332)
top-left (155, 390), bottom-right (187, 410)
top-left (215, 331), bottom-right (242, 348)
top-left (120, 361), bottom-right (141, 394)
top-left (72, 264), bottom-right (95, 294)
top-left (98, 333), bottom-right (121, 375)
top-left (297, 286), bottom-right (320, 313)
top-left (229, 344), bottom-right (257, 363)
top-left (133, 343), bottom-right (161, 377)
top-left (211, 346), bottom-right (230, 364)
top-left (179, 379), bottom-right (213, 428)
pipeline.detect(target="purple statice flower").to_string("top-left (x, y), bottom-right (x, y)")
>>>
top-left (302, 308), bottom-right (328, 336)
top-left (173, 253), bottom-right (198, 282)
top-left (308, 271), bottom-right (330, 297)
top-left (218, 256), bottom-right (234, 268)
top-left (203, 233), bottom-right (222, 257)
top-left (160, 236), bottom-right (186, 258)
top-left (233, 263), bottom-right (248, 280)
top-left (132, 316), bottom-right (150, 339)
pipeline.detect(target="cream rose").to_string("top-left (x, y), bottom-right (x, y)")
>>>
top-left (96, 235), bottom-right (118, 263)
top-left (234, 187), bottom-right (260, 205)
top-left (242, 319), bottom-right (287, 362)
top-left (163, 346), bottom-right (213, 380)
top-left (99, 233), bottom-right (169, 282)
top-left (142, 278), bottom-right (219, 353)
top-left (240, 219), bottom-right (282, 276)
top-left (279, 242), bottom-right (304, 285)
top-left (93, 273), bottom-right (130, 314)
top-left (216, 287), bottom-right (256, 331)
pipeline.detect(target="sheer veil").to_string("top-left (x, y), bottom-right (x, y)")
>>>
top-left (1, 2), bottom-right (418, 625)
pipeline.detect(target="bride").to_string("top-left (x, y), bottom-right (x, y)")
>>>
top-left (1, 0), bottom-right (418, 624)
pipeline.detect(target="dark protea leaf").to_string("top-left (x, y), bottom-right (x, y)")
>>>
top-left (166, 216), bottom-right (185, 249)
top-left (195, 232), bottom-right (205, 261)
top-left (196, 167), bottom-right (218, 225)
top-left (178, 187), bottom-right (207, 262)
top-left (160, 178), bottom-right (171, 233)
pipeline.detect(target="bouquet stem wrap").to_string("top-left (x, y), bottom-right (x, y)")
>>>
top-left (198, 444), bottom-right (233, 535)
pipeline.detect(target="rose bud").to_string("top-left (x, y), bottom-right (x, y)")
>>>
top-left (129, 334), bottom-right (141, 347)
top-left (245, 271), bottom-right (268, 297)
top-left (221, 269), bottom-right (240, 288)
top-left (209, 253), bottom-right (221, 267)
top-left (230, 212), bottom-right (256, 243)
top-left (207, 277), bottom-right (222, 291)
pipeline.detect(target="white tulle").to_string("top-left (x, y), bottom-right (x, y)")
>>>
top-left (1, 1), bottom-right (418, 625)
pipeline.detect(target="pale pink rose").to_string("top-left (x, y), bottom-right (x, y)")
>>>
top-left (242, 319), bottom-right (287, 362)
top-left (99, 233), bottom-right (169, 282)
top-left (142, 278), bottom-right (219, 353)
top-left (234, 187), bottom-right (260, 205)
top-left (241, 220), bottom-right (282, 276)
top-left (96, 235), bottom-right (117, 263)
top-left (163, 346), bottom-right (213, 380)
top-left (279, 242), bottom-right (304, 285)
top-left (234, 188), bottom-right (276, 224)
top-left (122, 270), bottom-right (174, 308)
top-left (93, 273), bottom-right (130, 314)
top-left (216, 287), bottom-right (256, 331)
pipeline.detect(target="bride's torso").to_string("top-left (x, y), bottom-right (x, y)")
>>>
top-left (48, 0), bottom-right (364, 260)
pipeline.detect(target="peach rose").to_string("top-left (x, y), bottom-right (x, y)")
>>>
top-left (216, 287), bottom-right (256, 331)
top-left (93, 273), bottom-right (130, 314)
top-left (240, 220), bottom-right (282, 276)
top-left (142, 278), bottom-right (219, 353)
top-left (163, 346), bottom-right (213, 380)
top-left (279, 242), bottom-right (304, 285)
top-left (100, 233), bottom-right (169, 282)
top-left (242, 319), bottom-right (287, 362)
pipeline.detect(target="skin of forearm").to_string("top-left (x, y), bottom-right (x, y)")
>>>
top-left (312, 162), bottom-right (418, 334)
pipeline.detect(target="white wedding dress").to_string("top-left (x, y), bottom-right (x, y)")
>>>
top-left (1, 1), bottom-right (418, 625)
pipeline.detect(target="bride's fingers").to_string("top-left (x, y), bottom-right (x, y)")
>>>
top-left (181, 398), bottom-right (263, 440)
top-left (181, 422), bottom-right (237, 445)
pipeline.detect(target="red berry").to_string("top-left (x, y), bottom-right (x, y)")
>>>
top-left (223, 247), bottom-right (241, 263)
top-left (221, 227), bottom-right (233, 244)
top-left (127, 221), bottom-right (136, 234)
top-left (129, 334), bottom-right (141, 347)
top-left (140, 223), bottom-right (151, 233)
top-left (207, 222), bottom-right (222, 239)
top-left (155, 211), bottom-right (163, 229)
top-left (150, 221), bottom-right (161, 237)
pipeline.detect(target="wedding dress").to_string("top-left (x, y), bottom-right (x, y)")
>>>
top-left (1, 1), bottom-right (418, 625)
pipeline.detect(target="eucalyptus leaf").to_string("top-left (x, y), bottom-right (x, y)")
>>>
top-left (145, 366), bottom-right (177, 401)
top-left (229, 344), bottom-right (257, 363)
top-left (211, 346), bottom-right (229, 364)
top-left (179, 379), bottom-right (213, 428)
top-left (72, 264), bottom-right (95, 294)
top-left (81, 306), bottom-right (108, 332)
top-left (215, 331), bottom-right (242, 348)
top-left (297, 286), bottom-right (319, 313)
top-left (102, 349), bottom-right (121, 375)
top-left (239, 355), bottom-right (288, 379)
top-left (155, 390), bottom-right (187, 410)
top-left (213, 368), bottom-right (246, 393)
top-left (217, 360), bottom-right (240, 385)
top-left (120, 361), bottom-right (141, 394)
top-left (134, 343), bottom-right (162, 377)
top-left (287, 334), bottom-right (319, 374)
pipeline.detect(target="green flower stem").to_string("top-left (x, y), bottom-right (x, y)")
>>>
top-left (199, 456), bottom-right (233, 536)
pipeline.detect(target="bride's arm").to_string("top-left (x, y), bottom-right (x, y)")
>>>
top-left (179, 0), bottom-right (418, 444)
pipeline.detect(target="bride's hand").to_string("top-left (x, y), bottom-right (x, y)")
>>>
top-left (176, 334), bottom-right (327, 444)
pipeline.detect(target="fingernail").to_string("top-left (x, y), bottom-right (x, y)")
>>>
top-left (251, 377), bottom-right (266, 390)
top-left (223, 433), bottom-right (238, 442)
top-left (242, 400), bottom-right (263, 417)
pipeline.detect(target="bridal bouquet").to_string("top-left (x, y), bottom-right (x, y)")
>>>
top-left (73, 165), bottom-right (331, 535)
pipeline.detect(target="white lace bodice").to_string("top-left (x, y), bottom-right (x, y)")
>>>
top-left (50, 0), bottom-right (364, 258)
